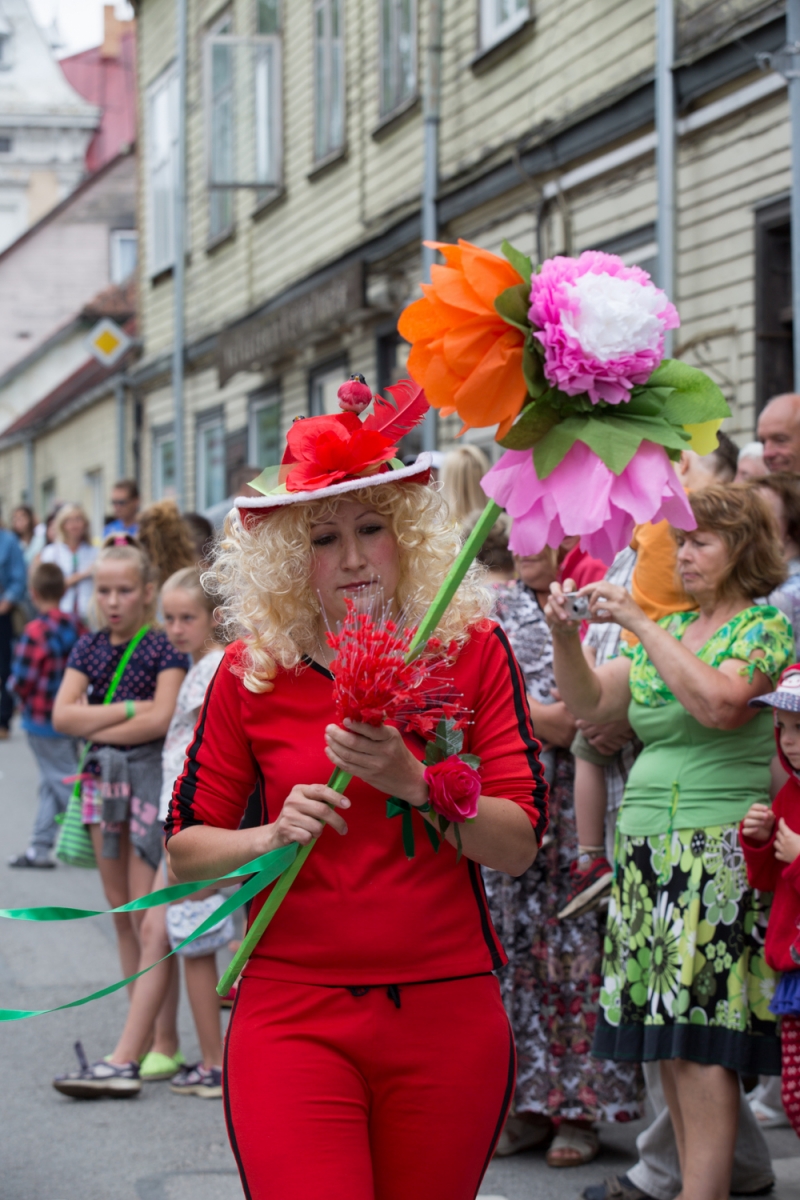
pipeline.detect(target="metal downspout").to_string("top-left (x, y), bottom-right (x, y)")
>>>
top-left (421, 0), bottom-right (442, 454)
top-left (656, 0), bottom-right (676, 357)
top-left (172, 0), bottom-right (188, 508)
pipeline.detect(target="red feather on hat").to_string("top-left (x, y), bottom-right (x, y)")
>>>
top-left (361, 379), bottom-right (429, 442)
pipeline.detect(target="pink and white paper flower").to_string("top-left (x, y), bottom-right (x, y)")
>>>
top-left (529, 251), bottom-right (680, 405)
top-left (481, 440), bottom-right (695, 565)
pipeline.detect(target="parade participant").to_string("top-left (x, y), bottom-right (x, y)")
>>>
top-left (165, 381), bottom-right (549, 1200)
top-left (52, 537), bottom-right (187, 991)
top-left (53, 566), bottom-right (226, 1099)
top-left (546, 484), bottom-right (793, 1200)
top-left (741, 667), bottom-right (800, 1140)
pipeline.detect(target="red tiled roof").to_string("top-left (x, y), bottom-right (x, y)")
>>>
top-left (2, 318), bottom-right (137, 439)
top-left (60, 30), bottom-right (137, 173)
top-left (81, 277), bottom-right (137, 321)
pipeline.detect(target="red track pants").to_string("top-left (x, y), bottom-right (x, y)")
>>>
top-left (223, 973), bottom-right (515, 1200)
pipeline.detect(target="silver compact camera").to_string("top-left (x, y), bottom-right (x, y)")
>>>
top-left (563, 594), bottom-right (590, 620)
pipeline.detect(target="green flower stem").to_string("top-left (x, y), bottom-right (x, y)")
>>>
top-left (216, 499), bottom-right (503, 996)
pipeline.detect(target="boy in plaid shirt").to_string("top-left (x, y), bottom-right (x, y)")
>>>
top-left (8, 562), bottom-right (84, 867)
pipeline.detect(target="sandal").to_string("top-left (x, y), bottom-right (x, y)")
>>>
top-left (53, 1041), bottom-right (141, 1099)
top-left (546, 1121), bottom-right (599, 1168)
top-left (494, 1113), bottom-right (552, 1156)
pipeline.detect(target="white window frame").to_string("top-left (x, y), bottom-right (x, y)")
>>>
top-left (196, 413), bottom-right (227, 510)
top-left (379, 0), bottom-right (416, 118)
top-left (152, 426), bottom-right (177, 500)
top-left (313, 0), bottom-right (345, 162)
top-left (479, 0), bottom-right (528, 50)
top-left (110, 230), bottom-right (139, 284)
top-left (309, 361), bottom-right (348, 416)
top-left (203, 34), bottom-right (284, 191)
top-left (146, 65), bottom-right (179, 275)
top-left (248, 390), bottom-right (282, 468)
top-left (208, 13), bottom-right (235, 241)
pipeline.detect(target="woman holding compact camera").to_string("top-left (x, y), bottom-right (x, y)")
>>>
top-left (486, 545), bottom-right (643, 1168)
top-left (546, 484), bottom-right (793, 1200)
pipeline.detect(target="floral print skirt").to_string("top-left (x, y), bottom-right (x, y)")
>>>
top-left (594, 823), bottom-right (780, 1075)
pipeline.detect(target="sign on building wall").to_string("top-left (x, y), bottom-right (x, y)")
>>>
top-left (85, 318), bottom-right (131, 367)
top-left (216, 260), bottom-right (364, 385)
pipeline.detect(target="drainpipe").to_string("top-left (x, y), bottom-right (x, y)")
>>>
top-left (115, 376), bottom-right (127, 479)
top-left (172, 0), bottom-right (188, 508)
top-left (420, 0), bottom-right (442, 454)
top-left (655, 0), bottom-right (676, 357)
top-left (24, 437), bottom-right (34, 506)
top-left (788, 0), bottom-right (800, 389)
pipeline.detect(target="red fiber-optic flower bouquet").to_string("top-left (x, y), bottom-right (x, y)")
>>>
top-left (326, 599), bottom-right (480, 860)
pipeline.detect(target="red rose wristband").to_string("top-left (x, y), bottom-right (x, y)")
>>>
top-left (423, 755), bottom-right (481, 824)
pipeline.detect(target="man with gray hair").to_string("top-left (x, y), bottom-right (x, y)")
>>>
top-left (757, 393), bottom-right (800, 474)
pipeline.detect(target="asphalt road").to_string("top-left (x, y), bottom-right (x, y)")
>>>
top-left (1, 726), bottom-right (800, 1200)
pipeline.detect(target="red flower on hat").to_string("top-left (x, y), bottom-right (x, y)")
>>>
top-left (284, 412), bottom-right (398, 493)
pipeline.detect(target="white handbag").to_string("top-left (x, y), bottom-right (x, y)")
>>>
top-left (166, 892), bottom-right (235, 958)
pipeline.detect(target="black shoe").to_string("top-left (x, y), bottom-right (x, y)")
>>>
top-left (731, 1186), bottom-right (775, 1197)
top-left (8, 852), bottom-right (55, 868)
top-left (582, 1176), bottom-right (656, 1200)
top-left (53, 1042), bottom-right (141, 1099)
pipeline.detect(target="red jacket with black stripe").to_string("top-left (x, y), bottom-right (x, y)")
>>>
top-left (166, 622), bottom-right (548, 985)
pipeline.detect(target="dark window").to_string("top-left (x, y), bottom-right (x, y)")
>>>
top-left (377, 329), bottom-right (420, 461)
top-left (0, 136), bottom-right (12, 152)
top-left (755, 198), bottom-right (793, 417)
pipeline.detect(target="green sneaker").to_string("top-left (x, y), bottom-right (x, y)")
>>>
top-left (139, 1049), bottom-right (186, 1081)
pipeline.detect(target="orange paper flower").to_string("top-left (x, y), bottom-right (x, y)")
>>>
top-left (398, 240), bottom-right (528, 440)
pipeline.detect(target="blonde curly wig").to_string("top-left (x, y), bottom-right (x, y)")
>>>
top-left (210, 482), bottom-right (494, 693)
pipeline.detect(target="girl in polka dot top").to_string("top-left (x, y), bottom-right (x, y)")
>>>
top-left (53, 537), bottom-right (187, 990)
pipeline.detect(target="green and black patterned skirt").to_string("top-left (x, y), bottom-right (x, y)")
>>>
top-left (593, 823), bottom-right (780, 1075)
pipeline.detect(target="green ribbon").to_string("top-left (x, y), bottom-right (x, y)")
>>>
top-left (0, 843), bottom-right (297, 1021)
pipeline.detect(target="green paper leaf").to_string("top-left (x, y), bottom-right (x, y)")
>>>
top-left (460, 753), bottom-right (481, 769)
top-left (533, 411), bottom-right (691, 478)
top-left (499, 395), bottom-right (560, 449)
top-left (645, 359), bottom-right (731, 422)
top-left (522, 340), bottom-right (548, 399)
top-left (501, 239), bottom-right (532, 286)
top-left (494, 282), bottom-right (531, 334)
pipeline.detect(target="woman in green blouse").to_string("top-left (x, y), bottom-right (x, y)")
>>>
top-left (546, 484), bottom-right (793, 1200)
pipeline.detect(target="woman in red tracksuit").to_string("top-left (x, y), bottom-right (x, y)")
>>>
top-left (741, 665), bottom-right (800, 1139)
top-left (165, 391), bottom-right (548, 1200)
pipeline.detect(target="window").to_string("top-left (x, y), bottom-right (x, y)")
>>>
top-left (40, 477), bottom-right (56, 518)
top-left (84, 469), bottom-right (104, 543)
top-left (0, 14), bottom-right (12, 70)
top-left (313, 0), bottom-right (345, 162)
top-left (0, 136), bottom-right (12, 152)
top-left (255, 33), bottom-right (282, 187)
top-left (380, 0), bottom-right (415, 117)
top-left (249, 391), bottom-right (282, 468)
top-left (147, 66), bottom-right (179, 273)
top-left (196, 413), bottom-right (226, 509)
top-left (310, 361), bottom-right (348, 416)
top-left (209, 15), bottom-right (235, 241)
top-left (480, 0), bottom-right (528, 48)
top-left (755, 197), bottom-right (793, 416)
top-left (110, 230), bottom-right (138, 283)
top-left (257, 0), bottom-right (280, 33)
top-left (153, 426), bottom-right (177, 500)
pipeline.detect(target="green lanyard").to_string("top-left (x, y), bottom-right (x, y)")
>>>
top-left (103, 624), bottom-right (151, 704)
top-left (72, 624), bottom-right (151, 781)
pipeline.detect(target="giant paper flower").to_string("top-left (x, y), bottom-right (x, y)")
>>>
top-left (398, 240), bottom-right (528, 439)
top-left (481, 440), bottom-right (695, 564)
top-left (284, 413), bottom-right (397, 492)
top-left (529, 251), bottom-right (680, 405)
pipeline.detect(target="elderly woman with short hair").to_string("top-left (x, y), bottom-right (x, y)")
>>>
top-left (546, 485), bottom-right (793, 1200)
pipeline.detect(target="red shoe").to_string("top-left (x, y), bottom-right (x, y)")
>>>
top-left (558, 856), bottom-right (613, 919)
